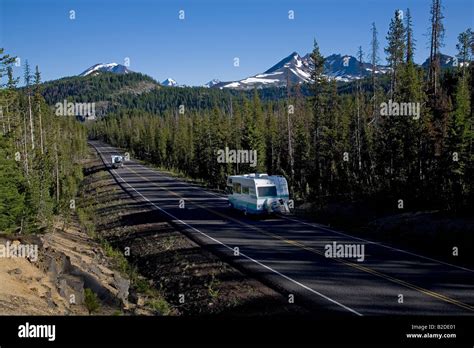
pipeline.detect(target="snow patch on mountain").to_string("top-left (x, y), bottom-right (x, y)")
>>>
top-left (80, 63), bottom-right (131, 76)
top-left (204, 79), bottom-right (221, 88)
top-left (161, 78), bottom-right (178, 87)
top-left (215, 51), bottom-right (390, 90)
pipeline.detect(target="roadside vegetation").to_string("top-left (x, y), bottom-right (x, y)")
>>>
top-left (0, 49), bottom-right (88, 235)
top-left (77, 161), bottom-right (173, 315)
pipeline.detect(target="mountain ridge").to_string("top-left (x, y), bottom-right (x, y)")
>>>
top-left (78, 51), bottom-right (462, 89)
top-left (80, 63), bottom-right (132, 76)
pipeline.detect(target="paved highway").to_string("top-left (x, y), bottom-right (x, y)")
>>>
top-left (90, 141), bottom-right (474, 316)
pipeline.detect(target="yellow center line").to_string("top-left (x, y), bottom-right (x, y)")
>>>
top-left (125, 164), bottom-right (474, 313)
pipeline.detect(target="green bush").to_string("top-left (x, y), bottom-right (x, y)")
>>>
top-left (84, 288), bottom-right (101, 314)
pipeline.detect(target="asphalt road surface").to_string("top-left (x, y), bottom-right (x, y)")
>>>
top-left (90, 140), bottom-right (474, 316)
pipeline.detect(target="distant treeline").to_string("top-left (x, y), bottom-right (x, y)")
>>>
top-left (39, 69), bottom-right (392, 113)
top-left (40, 72), bottom-right (157, 104)
top-left (40, 71), bottom-right (293, 115)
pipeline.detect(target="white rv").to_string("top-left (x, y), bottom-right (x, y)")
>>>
top-left (111, 155), bottom-right (124, 169)
top-left (226, 173), bottom-right (290, 215)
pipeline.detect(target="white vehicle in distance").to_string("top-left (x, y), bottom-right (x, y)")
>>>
top-left (226, 173), bottom-right (290, 215)
top-left (111, 155), bottom-right (124, 169)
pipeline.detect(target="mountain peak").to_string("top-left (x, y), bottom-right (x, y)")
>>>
top-left (161, 78), bottom-right (178, 87)
top-left (422, 53), bottom-right (461, 68)
top-left (216, 51), bottom-right (391, 89)
top-left (80, 63), bottom-right (131, 76)
top-left (264, 51), bottom-right (302, 74)
top-left (204, 79), bottom-right (221, 88)
top-left (216, 51), bottom-right (311, 90)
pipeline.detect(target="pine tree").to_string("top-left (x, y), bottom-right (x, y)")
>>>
top-left (385, 10), bottom-right (406, 98)
top-left (293, 111), bottom-right (311, 199)
top-left (241, 90), bottom-right (266, 173)
top-left (375, 10), bottom-right (409, 199)
top-left (405, 9), bottom-right (415, 64)
top-left (456, 29), bottom-right (472, 78)
top-left (0, 50), bottom-right (25, 233)
top-left (370, 23), bottom-right (379, 88)
top-left (309, 39), bottom-right (332, 198)
top-left (0, 136), bottom-right (25, 233)
top-left (398, 10), bottom-right (425, 202)
top-left (355, 46), bottom-right (364, 171)
top-left (369, 22), bottom-right (380, 124)
top-left (444, 31), bottom-right (472, 210)
top-left (24, 60), bottom-right (35, 150)
top-left (34, 66), bottom-right (44, 154)
top-left (428, 0), bottom-right (445, 96)
top-left (286, 89), bottom-right (295, 184)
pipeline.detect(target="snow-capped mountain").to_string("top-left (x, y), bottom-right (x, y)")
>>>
top-left (214, 52), bottom-right (389, 89)
top-left (78, 52), bottom-right (461, 91)
top-left (204, 79), bottom-right (221, 88)
top-left (80, 63), bottom-right (131, 77)
top-left (215, 52), bottom-right (311, 89)
top-left (161, 78), bottom-right (178, 87)
top-left (323, 54), bottom-right (389, 81)
top-left (421, 53), bottom-right (465, 68)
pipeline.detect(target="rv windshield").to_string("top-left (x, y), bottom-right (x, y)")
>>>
top-left (257, 186), bottom-right (277, 198)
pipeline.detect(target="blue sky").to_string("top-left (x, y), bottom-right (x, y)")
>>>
top-left (1, 0), bottom-right (472, 86)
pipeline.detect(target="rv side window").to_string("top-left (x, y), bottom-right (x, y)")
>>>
top-left (257, 186), bottom-right (277, 197)
top-left (233, 183), bottom-right (241, 194)
top-left (242, 186), bottom-right (249, 195)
